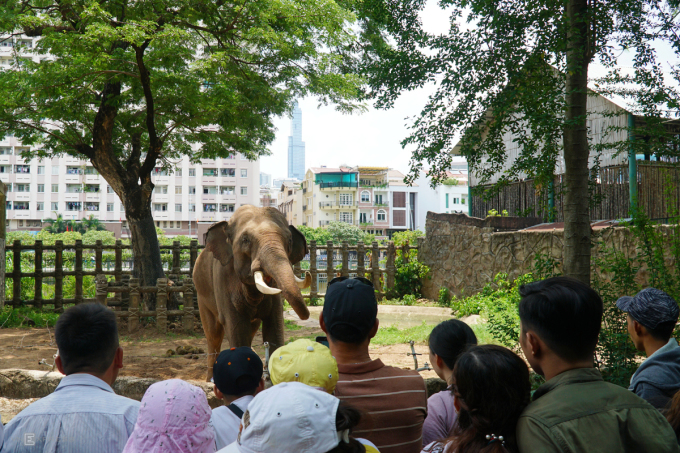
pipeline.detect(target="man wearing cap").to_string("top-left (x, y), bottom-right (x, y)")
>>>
top-left (320, 277), bottom-right (427, 453)
top-left (618, 287), bottom-right (680, 410)
top-left (210, 347), bottom-right (265, 450)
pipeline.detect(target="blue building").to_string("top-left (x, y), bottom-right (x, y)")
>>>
top-left (287, 103), bottom-right (306, 180)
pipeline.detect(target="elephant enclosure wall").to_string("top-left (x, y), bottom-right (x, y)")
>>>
top-left (419, 212), bottom-right (672, 299)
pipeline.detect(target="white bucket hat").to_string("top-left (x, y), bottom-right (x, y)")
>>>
top-left (220, 381), bottom-right (341, 453)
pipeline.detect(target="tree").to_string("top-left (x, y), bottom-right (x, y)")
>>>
top-left (82, 215), bottom-right (106, 232)
top-left (43, 214), bottom-right (66, 234)
top-left (367, 0), bottom-right (680, 283)
top-left (0, 0), bottom-right (388, 302)
top-left (298, 223), bottom-right (374, 245)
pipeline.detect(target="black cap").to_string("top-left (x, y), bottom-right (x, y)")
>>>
top-left (323, 278), bottom-right (378, 343)
top-left (617, 287), bottom-right (679, 330)
top-left (213, 347), bottom-right (263, 396)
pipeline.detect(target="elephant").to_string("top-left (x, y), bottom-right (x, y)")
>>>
top-left (193, 205), bottom-right (312, 381)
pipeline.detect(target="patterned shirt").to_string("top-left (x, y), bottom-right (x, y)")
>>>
top-left (335, 359), bottom-right (428, 453)
top-left (0, 373), bottom-right (140, 453)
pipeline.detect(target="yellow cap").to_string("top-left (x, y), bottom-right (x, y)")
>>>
top-left (269, 339), bottom-right (339, 394)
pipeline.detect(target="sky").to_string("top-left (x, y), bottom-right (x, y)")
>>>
top-left (259, 0), bottom-right (455, 180)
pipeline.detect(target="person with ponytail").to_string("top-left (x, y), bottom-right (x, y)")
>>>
top-left (421, 345), bottom-right (531, 453)
top-left (423, 319), bottom-right (478, 445)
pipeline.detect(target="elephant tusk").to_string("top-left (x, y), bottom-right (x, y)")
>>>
top-left (294, 271), bottom-right (312, 289)
top-left (254, 271), bottom-right (282, 295)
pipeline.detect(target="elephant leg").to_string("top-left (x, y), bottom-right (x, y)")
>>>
top-left (199, 302), bottom-right (224, 382)
top-left (261, 295), bottom-right (285, 352)
top-left (250, 318), bottom-right (262, 343)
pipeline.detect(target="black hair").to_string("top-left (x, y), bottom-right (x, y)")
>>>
top-left (55, 303), bottom-right (119, 375)
top-left (518, 276), bottom-right (603, 362)
top-left (228, 375), bottom-right (260, 398)
top-left (645, 320), bottom-right (677, 342)
top-left (429, 345), bottom-right (530, 453)
top-left (429, 319), bottom-right (478, 369)
top-left (326, 402), bottom-right (366, 453)
top-left (328, 326), bottom-right (370, 345)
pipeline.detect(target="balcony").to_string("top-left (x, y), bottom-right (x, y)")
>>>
top-left (302, 188), bottom-right (307, 194)
top-left (319, 182), bottom-right (358, 190)
top-left (319, 220), bottom-right (331, 226)
top-left (302, 205), bottom-right (308, 211)
top-left (319, 201), bottom-right (357, 209)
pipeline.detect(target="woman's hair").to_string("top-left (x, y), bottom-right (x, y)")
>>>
top-left (326, 402), bottom-right (366, 453)
top-left (666, 389), bottom-right (680, 435)
top-left (429, 319), bottom-right (478, 369)
top-left (435, 345), bottom-right (531, 453)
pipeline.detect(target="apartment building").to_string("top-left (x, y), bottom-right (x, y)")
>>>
top-left (277, 182), bottom-right (304, 226)
top-left (357, 167), bottom-right (390, 239)
top-left (302, 167), bottom-right (359, 227)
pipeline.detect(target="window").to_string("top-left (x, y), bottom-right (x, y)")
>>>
top-left (221, 168), bottom-right (236, 177)
top-left (14, 165), bottom-right (30, 174)
top-left (5, 201), bottom-right (11, 210)
top-left (27, 220), bottom-right (42, 228)
top-left (66, 202), bottom-right (82, 211)
top-left (377, 209), bottom-right (386, 222)
top-left (203, 168), bottom-right (218, 177)
top-left (52, 166), bottom-right (60, 175)
top-left (220, 186), bottom-right (235, 195)
top-left (37, 166), bottom-right (45, 175)
top-left (84, 167), bottom-right (98, 175)
top-left (360, 212), bottom-right (368, 223)
top-left (203, 203), bottom-right (216, 212)
top-left (189, 168), bottom-right (196, 177)
top-left (0, 147), bottom-right (11, 155)
top-left (153, 167), bottom-right (169, 176)
top-left (175, 168), bottom-right (182, 177)
top-left (339, 193), bottom-right (353, 206)
top-left (188, 203), bottom-right (196, 212)
top-left (14, 201), bottom-right (29, 210)
top-left (393, 192), bottom-right (406, 208)
top-left (36, 202), bottom-right (44, 211)
top-left (461, 197), bottom-right (466, 205)
top-left (175, 186), bottom-right (182, 195)
top-left (66, 166), bottom-right (82, 175)
top-left (240, 169), bottom-right (247, 178)
top-left (14, 183), bottom-right (30, 192)
top-left (0, 166), bottom-right (8, 173)
top-left (51, 202), bottom-right (58, 211)
top-left (339, 212), bottom-right (353, 224)
top-left (163, 221), bottom-right (167, 228)
top-left (84, 184), bottom-right (100, 193)
top-left (120, 205), bottom-right (125, 212)
top-left (85, 202), bottom-right (99, 211)
top-left (220, 204), bottom-right (235, 212)
top-left (153, 203), bottom-right (168, 212)
top-left (156, 185), bottom-right (168, 194)
top-left (240, 154), bottom-right (248, 160)
top-left (203, 186), bottom-right (217, 195)
top-left (51, 184), bottom-right (59, 193)
top-left (107, 203), bottom-right (114, 212)
top-left (393, 210), bottom-right (406, 226)
top-left (175, 204), bottom-right (182, 212)
top-left (189, 186), bottom-right (196, 194)
top-left (445, 194), bottom-right (449, 209)
top-left (240, 187), bottom-right (247, 196)
top-left (66, 184), bottom-right (82, 193)
top-left (361, 191), bottom-right (370, 203)
top-left (374, 194), bottom-right (384, 205)
top-left (107, 185), bottom-right (114, 194)
top-left (226, 153), bottom-right (235, 159)
top-left (453, 197), bottom-right (459, 204)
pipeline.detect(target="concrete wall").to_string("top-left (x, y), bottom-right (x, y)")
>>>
top-left (420, 212), bottom-right (665, 299)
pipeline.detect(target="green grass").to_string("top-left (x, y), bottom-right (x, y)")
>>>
top-left (371, 321), bottom-right (500, 346)
top-left (0, 306), bottom-right (60, 328)
top-left (284, 319), bottom-right (302, 331)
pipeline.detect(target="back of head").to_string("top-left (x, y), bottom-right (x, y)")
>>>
top-left (55, 303), bottom-right (119, 375)
top-left (519, 276), bottom-right (603, 362)
top-left (429, 319), bottom-right (478, 369)
top-left (451, 345), bottom-right (531, 453)
top-left (323, 277), bottom-right (377, 344)
top-left (325, 402), bottom-right (367, 453)
top-left (270, 339), bottom-right (339, 393)
top-left (666, 389), bottom-right (680, 434)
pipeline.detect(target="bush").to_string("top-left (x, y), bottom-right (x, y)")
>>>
top-left (437, 287), bottom-right (452, 306)
top-left (393, 256), bottom-right (430, 298)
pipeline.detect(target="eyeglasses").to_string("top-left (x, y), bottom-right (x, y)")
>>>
top-left (328, 276), bottom-right (374, 288)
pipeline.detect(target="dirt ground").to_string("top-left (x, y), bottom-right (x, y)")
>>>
top-left (0, 324), bottom-right (437, 382)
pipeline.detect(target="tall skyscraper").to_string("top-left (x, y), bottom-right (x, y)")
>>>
top-left (287, 103), bottom-right (305, 180)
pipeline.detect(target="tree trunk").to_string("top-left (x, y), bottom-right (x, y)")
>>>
top-left (563, 0), bottom-right (592, 284)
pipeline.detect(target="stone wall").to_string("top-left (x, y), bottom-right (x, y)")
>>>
top-left (420, 212), bottom-right (664, 299)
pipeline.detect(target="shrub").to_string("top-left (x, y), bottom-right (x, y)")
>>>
top-left (393, 256), bottom-right (430, 298)
top-left (437, 287), bottom-right (452, 306)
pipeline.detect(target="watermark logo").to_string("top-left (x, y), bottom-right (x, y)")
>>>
top-left (24, 433), bottom-right (36, 446)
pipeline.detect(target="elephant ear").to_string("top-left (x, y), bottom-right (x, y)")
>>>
top-left (289, 225), bottom-right (308, 264)
top-left (204, 221), bottom-right (233, 267)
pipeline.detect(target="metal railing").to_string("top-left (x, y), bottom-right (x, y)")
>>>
top-left (319, 182), bottom-right (358, 189)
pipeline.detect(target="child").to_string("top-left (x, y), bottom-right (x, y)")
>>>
top-left (422, 345), bottom-right (531, 453)
top-left (210, 347), bottom-right (265, 450)
top-left (123, 379), bottom-right (215, 453)
top-left (423, 319), bottom-right (478, 445)
top-left (269, 338), bottom-right (339, 393)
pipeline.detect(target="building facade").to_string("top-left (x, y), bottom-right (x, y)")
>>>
top-left (277, 182), bottom-right (304, 226)
top-left (302, 167), bottom-right (359, 227)
top-left (356, 167), bottom-right (390, 239)
top-left (287, 103), bottom-right (306, 181)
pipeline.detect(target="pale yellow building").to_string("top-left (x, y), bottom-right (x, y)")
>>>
top-left (302, 167), bottom-right (359, 227)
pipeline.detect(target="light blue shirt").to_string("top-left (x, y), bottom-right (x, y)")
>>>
top-left (0, 374), bottom-right (140, 453)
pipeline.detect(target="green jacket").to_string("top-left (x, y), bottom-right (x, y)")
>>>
top-left (516, 368), bottom-right (679, 453)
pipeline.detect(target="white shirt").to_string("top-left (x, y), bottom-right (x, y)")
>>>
top-left (210, 395), bottom-right (254, 450)
top-left (0, 373), bottom-right (140, 453)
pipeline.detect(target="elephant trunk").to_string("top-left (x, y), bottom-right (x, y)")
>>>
top-left (256, 245), bottom-right (310, 321)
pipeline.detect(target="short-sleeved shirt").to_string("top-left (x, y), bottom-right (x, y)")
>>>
top-left (335, 359), bottom-right (428, 453)
top-left (210, 395), bottom-right (254, 450)
top-left (422, 387), bottom-right (457, 445)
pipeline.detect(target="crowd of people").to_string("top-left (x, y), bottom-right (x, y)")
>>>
top-left (1, 275), bottom-right (680, 452)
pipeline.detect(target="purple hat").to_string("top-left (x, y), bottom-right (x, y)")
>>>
top-left (617, 287), bottom-right (679, 330)
top-left (123, 379), bottom-right (215, 453)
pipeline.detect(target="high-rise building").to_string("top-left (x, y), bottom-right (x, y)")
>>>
top-left (287, 103), bottom-right (305, 180)
top-left (260, 172), bottom-right (272, 187)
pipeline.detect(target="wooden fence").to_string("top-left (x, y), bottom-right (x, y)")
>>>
top-left (471, 163), bottom-right (679, 222)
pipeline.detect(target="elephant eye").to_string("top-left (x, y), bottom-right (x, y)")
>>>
top-left (241, 234), bottom-right (250, 245)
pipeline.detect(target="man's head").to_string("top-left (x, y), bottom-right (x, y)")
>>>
top-left (617, 288), bottom-right (679, 351)
top-left (518, 277), bottom-right (603, 376)
top-left (55, 303), bottom-right (121, 378)
top-left (212, 347), bottom-right (264, 400)
top-left (321, 277), bottom-right (378, 345)
top-left (269, 339), bottom-right (339, 393)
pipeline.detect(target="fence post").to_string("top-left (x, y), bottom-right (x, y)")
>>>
top-left (34, 240), bottom-right (43, 309)
top-left (182, 277), bottom-right (195, 333)
top-left (172, 241), bottom-right (181, 282)
top-left (357, 241), bottom-right (366, 279)
top-left (95, 240), bottom-right (103, 275)
top-left (326, 241), bottom-right (335, 281)
top-left (12, 240), bottom-right (21, 306)
top-left (95, 274), bottom-right (108, 305)
top-left (189, 240), bottom-right (198, 275)
top-left (341, 241), bottom-right (349, 277)
top-left (309, 240), bottom-right (318, 300)
top-left (0, 182), bottom-right (5, 309)
top-left (402, 242), bottom-right (410, 265)
top-left (114, 240), bottom-right (123, 305)
top-left (156, 278), bottom-right (168, 334)
top-left (120, 274), bottom-right (130, 309)
top-left (386, 242), bottom-right (396, 298)
top-left (75, 240), bottom-right (83, 304)
top-left (54, 240), bottom-right (64, 312)
top-left (371, 241), bottom-right (381, 293)
top-left (128, 278), bottom-right (140, 333)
